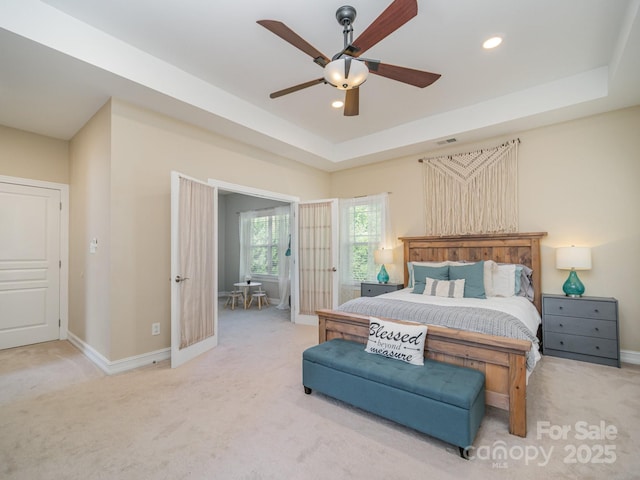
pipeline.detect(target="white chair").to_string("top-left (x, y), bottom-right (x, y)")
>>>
top-left (248, 287), bottom-right (269, 310)
top-left (224, 289), bottom-right (244, 310)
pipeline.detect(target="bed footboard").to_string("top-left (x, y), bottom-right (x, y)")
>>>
top-left (316, 308), bottom-right (531, 437)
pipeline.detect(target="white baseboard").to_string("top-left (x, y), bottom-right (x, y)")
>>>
top-left (67, 332), bottom-right (170, 375)
top-left (621, 349), bottom-right (640, 365)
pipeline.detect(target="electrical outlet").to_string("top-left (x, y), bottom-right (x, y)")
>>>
top-left (151, 323), bottom-right (160, 336)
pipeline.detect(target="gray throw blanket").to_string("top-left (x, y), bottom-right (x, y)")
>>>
top-left (337, 297), bottom-right (539, 371)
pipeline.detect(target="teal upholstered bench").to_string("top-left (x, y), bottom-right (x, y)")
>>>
top-left (302, 339), bottom-right (485, 456)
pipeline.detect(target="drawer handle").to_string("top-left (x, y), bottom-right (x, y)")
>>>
top-left (559, 341), bottom-right (564, 345)
top-left (595, 327), bottom-right (599, 332)
top-left (558, 306), bottom-right (563, 310)
top-left (595, 346), bottom-right (600, 350)
top-left (594, 309), bottom-right (599, 313)
top-left (559, 323), bottom-right (563, 327)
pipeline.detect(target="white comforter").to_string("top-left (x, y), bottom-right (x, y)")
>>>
top-left (380, 288), bottom-right (541, 337)
top-left (377, 288), bottom-right (542, 375)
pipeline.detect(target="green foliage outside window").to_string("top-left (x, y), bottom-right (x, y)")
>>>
top-left (250, 214), bottom-right (288, 276)
top-left (345, 203), bottom-right (382, 283)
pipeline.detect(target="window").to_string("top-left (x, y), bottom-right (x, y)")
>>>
top-left (339, 193), bottom-right (390, 303)
top-left (240, 207), bottom-right (289, 279)
top-left (342, 202), bottom-right (382, 282)
top-left (248, 213), bottom-right (287, 276)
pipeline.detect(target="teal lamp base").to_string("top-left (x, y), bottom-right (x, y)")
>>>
top-left (377, 264), bottom-right (389, 284)
top-left (562, 270), bottom-right (585, 297)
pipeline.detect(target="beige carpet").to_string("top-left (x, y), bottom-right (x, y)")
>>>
top-left (1, 303), bottom-right (639, 480)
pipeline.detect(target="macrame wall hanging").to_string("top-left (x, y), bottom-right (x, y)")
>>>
top-left (419, 139), bottom-right (519, 236)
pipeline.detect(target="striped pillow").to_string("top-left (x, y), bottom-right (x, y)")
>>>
top-left (423, 277), bottom-right (465, 298)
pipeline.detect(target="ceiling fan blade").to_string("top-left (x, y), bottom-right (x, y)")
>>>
top-left (344, 88), bottom-right (359, 116)
top-left (257, 20), bottom-right (330, 67)
top-left (368, 62), bottom-right (441, 88)
top-left (350, 0), bottom-right (418, 56)
top-left (269, 78), bottom-right (326, 99)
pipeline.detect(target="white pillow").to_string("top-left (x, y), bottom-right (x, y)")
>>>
top-left (491, 264), bottom-right (517, 297)
top-left (365, 317), bottom-right (427, 366)
top-left (423, 277), bottom-right (465, 298)
top-left (484, 260), bottom-right (497, 296)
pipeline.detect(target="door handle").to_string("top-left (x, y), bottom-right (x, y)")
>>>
top-left (331, 267), bottom-right (337, 272)
top-left (175, 275), bottom-right (190, 283)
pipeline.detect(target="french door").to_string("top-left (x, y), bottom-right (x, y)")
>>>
top-left (294, 199), bottom-right (339, 325)
top-left (170, 171), bottom-right (218, 368)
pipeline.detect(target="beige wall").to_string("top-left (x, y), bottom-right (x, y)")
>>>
top-left (3, 101), bottom-right (638, 359)
top-left (330, 105), bottom-right (640, 352)
top-left (107, 100), bottom-right (330, 360)
top-left (5, 99), bottom-right (329, 362)
top-left (68, 101), bottom-right (112, 358)
top-left (0, 125), bottom-right (68, 184)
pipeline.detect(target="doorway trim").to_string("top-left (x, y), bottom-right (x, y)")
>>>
top-left (0, 174), bottom-right (69, 341)
top-left (208, 179), bottom-right (299, 322)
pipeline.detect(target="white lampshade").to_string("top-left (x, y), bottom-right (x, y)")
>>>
top-left (374, 248), bottom-right (393, 265)
top-left (324, 58), bottom-right (369, 90)
top-left (556, 246), bottom-right (592, 270)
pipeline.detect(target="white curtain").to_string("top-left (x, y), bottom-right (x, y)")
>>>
top-left (178, 177), bottom-right (215, 349)
top-left (299, 202), bottom-right (333, 315)
top-left (238, 210), bottom-right (257, 283)
top-left (275, 205), bottom-right (291, 310)
top-left (338, 193), bottom-right (392, 304)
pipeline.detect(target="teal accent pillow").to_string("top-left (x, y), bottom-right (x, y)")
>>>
top-left (412, 265), bottom-right (449, 294)
top-left (448, 261), bottom-right (486, 298)
top-left (514, 265), bottom-right (523, 294)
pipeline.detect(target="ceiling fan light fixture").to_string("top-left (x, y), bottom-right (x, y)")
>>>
top-left (258, 2), bottom-right (441, 116)
top-left (331, 100), bottom-right (344, 108)
top-left (324, 58), bottom-right (369, 90)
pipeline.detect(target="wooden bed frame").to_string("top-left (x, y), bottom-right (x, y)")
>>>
top-left (316, 232), bottom-right (547, 438)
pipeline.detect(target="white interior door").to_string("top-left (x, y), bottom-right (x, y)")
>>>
top-left (294, 199), bottom-right (339, 325)
top-left (170, 171), bottom-right (218, 368)
top-left (0, 182), bottom-right (60, 349)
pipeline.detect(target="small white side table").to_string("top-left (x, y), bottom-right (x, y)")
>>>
top-left (233, 282), bottom-right (262, 309)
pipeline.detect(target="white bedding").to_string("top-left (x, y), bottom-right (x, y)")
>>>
top-left (380, 287), bottom-right (541, 337)
top-left (377, 287), bottom-right (542, 376)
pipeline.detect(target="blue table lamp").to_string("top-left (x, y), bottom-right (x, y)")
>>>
top-left (555, 246), bottom-right (591, 297)
top-left (374, 248), bottom-right (393, 284)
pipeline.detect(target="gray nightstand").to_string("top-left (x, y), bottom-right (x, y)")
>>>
top-left (360, 282), bottom-right (404, 297)
top-left (542, 294), bottom-right (620, 367)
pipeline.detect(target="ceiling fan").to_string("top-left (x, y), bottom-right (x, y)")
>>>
top-left (257, 0), bottom-right (441, 117)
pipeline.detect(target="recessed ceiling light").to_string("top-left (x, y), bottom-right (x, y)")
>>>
top-left (483, 36), bottom-right (503, 49)
top-left (332, 100), bottom-right (344, 109)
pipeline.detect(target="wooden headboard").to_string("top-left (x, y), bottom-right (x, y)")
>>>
top-left (399, 232), bottom-right (547, 313)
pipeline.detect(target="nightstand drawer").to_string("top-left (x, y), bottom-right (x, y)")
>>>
top-left (544, 332), bottom-right (618, 359)
top-left (360, 282), bottom-right (403, 297)
top-left (543, 315), bottom-right (617, 340)
top-left (543, 297), bottom-right (616, 320)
